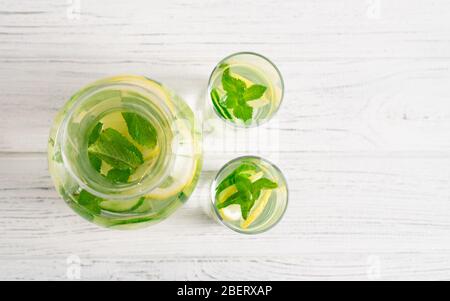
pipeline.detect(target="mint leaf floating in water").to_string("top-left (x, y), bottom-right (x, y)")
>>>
top-left (88, 122), bottom-right (103, 146)
top-left (88, 128), bottom-right (143, 170)
top-left (214, 67), bottom-right (267, 123)
top-left (77, 189), bottom-right (103, 214)
top-left (217, 193), bottom-right (242, 209)
top-left (243, 84), bottom-right (267, 101)
top-left (251, 178), bottom-right (277, 200)
top-left (88, 153), bottom-right (102, 172)
top-left (215, 163), bottom-right (277, 220)
top-left (215, 162), bottom-right (258, 193)
top-left (122, 112), bottom-right (157, 149)
top-left (106, 168), bottom-right (131, 184)
top-left (252, 178), bottom-right (278, 190)
top-left (222, 68), bottom-right (246, 96)
top-left (233, 104), bottom-right (253, 122)
top-left (235, 176), bottom-right (253, 202)
top-left (235, 175), bottom-right (255, 219)
top-left (224, 93), bottom-right (239, 109)
top-left (87, 122), bottom-right (103, 172)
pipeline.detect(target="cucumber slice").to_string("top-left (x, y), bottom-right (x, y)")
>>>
top-left (99, 197), bottom-right (145, 213)
top-left (211, 88), bottom-right (232, 119)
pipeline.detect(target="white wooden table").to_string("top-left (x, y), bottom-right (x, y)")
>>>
top-left (1, 0), bottom-right (450, 280)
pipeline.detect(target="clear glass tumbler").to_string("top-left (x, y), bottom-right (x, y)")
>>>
top-left (207, 52), bottom-right (284, 127)
top-left (210, 156), bottom-right (288, 234)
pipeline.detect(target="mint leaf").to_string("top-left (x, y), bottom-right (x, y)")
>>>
top-left (219, 68), bottom-right (268, 123)
top-left (235, 175), bottom-right (255, 219)
top-left (216, 193), bottom-right (241, 210)
top-left (235, 175), bottom-right (253, 202)
top-left (87, 123), bottom-right (103, 172)
top-left (224, 93), bottom-right (239, 109)
top-left (215, 163), bottom-right (278, 220)
top-left (222, 68), bottom-right (246, 96)
top-left (215, 162), bottom-right (258, 193)
top-left (233, 104), bottom-right (253, 122)
top-left (88, 128), bottom-right (143, 170)
top-left (251, 178), bottom-right (277, 200)
top-left (78, 189), bottom-right (103, 214)
top-left (106, 168), bottom-right (131, 184)
top-left (243, 84), bottom-right (267, 101)
top-left (219, 63), bottom-right (229, 70)
top-left (216, 192), bottom-right (253, 220)
top-left (235, 162), bottom-right (259, 174)
top-left (216, 174), bottom-right (256, 220)
top-left (88, 122), bottom-right (103, 146)
top-left (240, 199), bottom-right (254, 220)
top-left (252, 178), bottom-right (278, 190)
top-left (122, 112), bottom-right (157, 149)
top-left (88, 153), bottom-right (102, 172)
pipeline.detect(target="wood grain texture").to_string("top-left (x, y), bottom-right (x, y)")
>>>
top-left (0, 0), bottom-right (450, 280)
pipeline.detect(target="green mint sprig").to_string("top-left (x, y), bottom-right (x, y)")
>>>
top-left (216, 164), bottom-right (277, 220)
top-left (219, 68), bottom-right (267, 123)
top-left (215, 162), bottom-right (258, 193)
top-left (86, 112), bottom-right (158, 185)
top-left (88, 122), bottom-right (103, 172)
top-left (122, 112), bottom-right (157, 149)
top-left (88, 128), bottom-right (144, 171)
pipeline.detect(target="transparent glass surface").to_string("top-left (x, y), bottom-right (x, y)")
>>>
top-left (207, 52), bottom-right (284, 127)
top-left (210, 156), bottom-right (288, 234)
top-left (48, 75), bottom-right (202, 229)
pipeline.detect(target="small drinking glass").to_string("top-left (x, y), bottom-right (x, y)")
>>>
top-left (207, 52), bottom-right (284, 127)
top-left (210, 156), bottom-right (288, 234)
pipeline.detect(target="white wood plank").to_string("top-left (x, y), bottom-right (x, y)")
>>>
top-left (0, 154), bottom-right (449, 259)
top-left (0, 0), bottom-right (450, 152)
top-left (2, 253), bottom-right (450, 281)
top-left (1, 0), bottom-right (450, 280)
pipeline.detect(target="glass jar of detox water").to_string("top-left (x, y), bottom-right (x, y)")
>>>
top-left (207, 52), bottom-right (284, 127)
top-left (48, 75), bottom-right (202, 229)
top-left (210, 156), bottom-right (288, 234)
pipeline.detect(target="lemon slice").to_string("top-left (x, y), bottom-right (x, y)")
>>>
top-left (146, 119), bottom-right (199, 200)
top-left (241, 189), bottom-right (272, 229)
top-left (249, 171), bottom-right (264, 182)
top-left (232, 71), bottom-right (261, 88)
top-left (142, 144), bottom-right (160, 161)
top-left (217, 185), bottom-right (238, 203)
top-left (146, 160), bottom-right (197, 200)
top-left (247, 98), bottom-right (270, 109)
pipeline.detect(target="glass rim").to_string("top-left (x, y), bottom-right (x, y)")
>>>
top-left (59, 75), bottom-right (175, 201)
top-left (209, 155), bottom-right (289, 235)
top-left (206, 51), bottom-right (285, 128)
